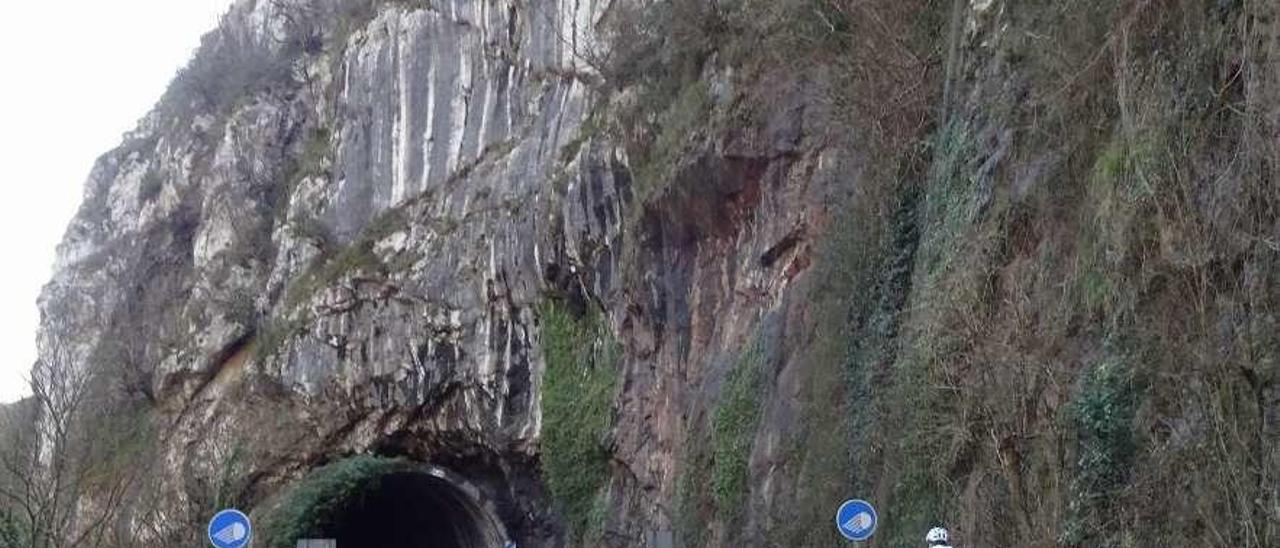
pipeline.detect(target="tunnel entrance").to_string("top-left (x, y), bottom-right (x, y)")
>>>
top-left (260, 457), bottom-right (509, 548)
top-left (326, 471), bottom-right (500, 547)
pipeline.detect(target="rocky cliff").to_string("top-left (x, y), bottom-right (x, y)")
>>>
top-left (22, 0), bottom-right (1280, 547)
top-left (42, 0), bottom-right (618, 544)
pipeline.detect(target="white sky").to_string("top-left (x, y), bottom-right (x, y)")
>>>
top-left (0, 0), bottom-right (238, 403)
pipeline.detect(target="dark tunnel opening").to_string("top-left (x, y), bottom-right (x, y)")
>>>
top-left (327, 471), bottom-right (498, 548)
top-left (268, 459), bottom-right (512, 548)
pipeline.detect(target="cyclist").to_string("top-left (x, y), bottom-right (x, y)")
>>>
top-left (926, 526), bottom-right (953, 547)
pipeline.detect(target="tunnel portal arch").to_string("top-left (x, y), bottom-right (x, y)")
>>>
top-left (258, 456), bottom-right (511, 548)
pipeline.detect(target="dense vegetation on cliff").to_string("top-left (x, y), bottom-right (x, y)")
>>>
top-left (567, 0), bottom-right (1279, 546)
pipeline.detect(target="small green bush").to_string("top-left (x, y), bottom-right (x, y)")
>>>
top-left (1062, 357), bottom-right (1139, 546)
top-left (538, 301), bottom-right (618, 543)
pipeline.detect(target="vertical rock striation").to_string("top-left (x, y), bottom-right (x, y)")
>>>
top-left (38, 0), bottom-right (628, 544)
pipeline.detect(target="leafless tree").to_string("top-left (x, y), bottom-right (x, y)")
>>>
top-left (0, 320), bottom-right (145, 548)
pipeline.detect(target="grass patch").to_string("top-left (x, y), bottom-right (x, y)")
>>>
top-left (675, 335), bottom-right (767, 545)
top-left (710, 340), bottom-right (764, 523)
top-left (876, 322), bottom-right (953, 548)
top-left (283, 242), bottom-right (384, 311)
top-left (266, 178), bottom-right (414, 359)
top-left (255, 315), bottom-right (309, 361)
top-left (280, 205), bottom-right (408, 312)
top-left (1072, 129), bottom-right (1166, 324)
top-left (538, 301), bottom-right (618, 543)
top-left (917, 119), bottom-right (982, 282)
top-left (674, 446), bottom-right (713, 547)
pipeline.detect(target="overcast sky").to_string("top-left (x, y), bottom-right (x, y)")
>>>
top-left (0, 0), bottom-right (237, 403)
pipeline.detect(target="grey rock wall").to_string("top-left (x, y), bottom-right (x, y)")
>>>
top-left (38, 0), bottom-right (621, 544)
top-left (36, 0), bottom-right (841, 546)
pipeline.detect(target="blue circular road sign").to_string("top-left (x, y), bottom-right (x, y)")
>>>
top-left (835, 499), bottom-right (877, 541)
top-left (208, 508), bottom-right (252, 548)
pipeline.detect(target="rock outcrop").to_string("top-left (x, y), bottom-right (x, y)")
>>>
top-left (30, 0), bottom-right (1280, 546)
top-left (42, 0), bottom-right (622, 544)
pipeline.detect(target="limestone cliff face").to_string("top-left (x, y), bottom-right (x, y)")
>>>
top-left (39, 0), bottom-right (1280, 547)
top-left (40, 0), bottom-right (837, 540)
top-left (41, 0), bottom-right (622, 544)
